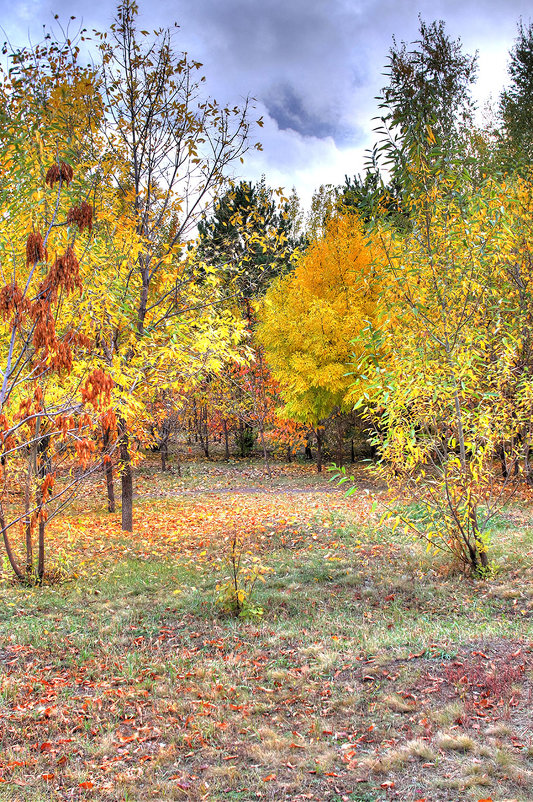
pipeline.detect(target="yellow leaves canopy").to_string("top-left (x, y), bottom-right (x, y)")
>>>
top-left (257, 215), bottom-right (383, 424)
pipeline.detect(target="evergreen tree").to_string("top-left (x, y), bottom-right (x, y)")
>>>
top-left (197, 179), bottom-right (292, 306)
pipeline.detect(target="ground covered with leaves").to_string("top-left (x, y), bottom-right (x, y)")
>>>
top-left (0, 459), bottom-right (532, 801)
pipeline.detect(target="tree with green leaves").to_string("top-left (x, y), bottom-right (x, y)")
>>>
top-left (499, 20), bottom-right (533, 167)
top-left (342, 19), bottom-right (477, 223)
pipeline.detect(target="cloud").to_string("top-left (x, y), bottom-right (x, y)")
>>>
top-left (1, 0), bottom-right (532, 209)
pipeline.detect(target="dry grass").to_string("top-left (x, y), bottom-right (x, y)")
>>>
top-left (0, 457), bottom-right (532, 801)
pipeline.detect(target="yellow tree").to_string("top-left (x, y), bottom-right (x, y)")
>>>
top-left (6, 3), bottom-right (258, 530)
top-left (257, 214), bottom-right (383, 470)
top-left (88, 1), bottom-right (258, 529)
top-left (0, 61), bottom-right (114, 580)
top-left (344, 163), bottom-right (533, 574)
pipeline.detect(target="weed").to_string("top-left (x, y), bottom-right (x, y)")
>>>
top-left (216, 531), bottom-right (272, 619)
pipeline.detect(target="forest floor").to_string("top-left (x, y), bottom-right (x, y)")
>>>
top-left (0, 457), bottom-right (532, 802)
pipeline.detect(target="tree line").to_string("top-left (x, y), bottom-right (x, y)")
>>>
top-left (1, 4), bottom-right (532, 580)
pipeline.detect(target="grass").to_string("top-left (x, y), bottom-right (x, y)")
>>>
top-left (0, 457), bottom-right (532, 800)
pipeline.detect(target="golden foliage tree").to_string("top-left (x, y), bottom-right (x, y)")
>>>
top-left (257, 215), bottom-right (383, 470)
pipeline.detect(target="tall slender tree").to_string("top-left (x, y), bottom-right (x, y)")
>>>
top-left (499, 20), bottom-right (533, 167)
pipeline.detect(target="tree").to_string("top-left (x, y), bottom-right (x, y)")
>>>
top-left (197, 178), bottom-right (291, 308)
top-left (4, 3), bottom-right (255, 532)
top-left (346, 149), bottom-right (533, 574)
top-left (349, 19), bottom-right (477, 224)
top-left (257, 215), bottom-right (382, 471)
top-left (499, 20), bottom-right (533, 167)
top-left (57, 1), bottom-right (256, 530)
top-left (0, 76), bottom-right (113, 580)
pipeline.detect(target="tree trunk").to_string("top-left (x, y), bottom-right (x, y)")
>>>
top-left (24, 454), bottom-right (33, 574)
top-left (203, 407), bottom-right (209, 458)
top-left (37, 516), bottom-right (45, 581)
top-left (1, 508), bottom-right (23, 579)
top-left (223, 420), bottom-right (230, 460)
top-left (258, 425), bottom-right (271, 479)
top-left (336, 416), bottom-right (344, 467)
top-left (524, 445), bottom-right (533, 486)
top-left (316, 427), bottom-right (323, 473)
top-left (239, 419), bottom-right (245, 457)
top-left (103, 427), bottom-right (116, 513)
top-left (498, 444), bottom-right (508, 479)
top-left (287, 444), bottom-right (292, 463)
top-left (118, 417), bottom-right (133, 532)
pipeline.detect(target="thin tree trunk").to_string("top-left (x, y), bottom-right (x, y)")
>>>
top-left (37, 516), bottom-right (45, 581)
top-left (525, 445), bottom-right (533, 486)
top-left (204, 406), bottom-right (209, 458)
top-left (351, 439), bottom-right (355, 463)
top-left (287, 444), bottom-right (292, 463)
top-left (336, 416), bottom-right (344, 467)
top-left (103, 427), bottom-right (116, 513)
top-left (24, 453), bottom-right (33, 574)
top-left (498, 444), bottom-right (508, 479)
top-left (223, 420), bottom-right (230, 460)
top-left (316, 427), bottom-right (323, 474)
top-left (239, 419), bottom-right (245, 457)
top-left (161, 439), bottom-right (168, 472)
top-left (0, 507), bottom-right (23, 579)
top-left (118, 417), bottom-right (133, 532)
top-left (258, 425), bottom-right (271, 479)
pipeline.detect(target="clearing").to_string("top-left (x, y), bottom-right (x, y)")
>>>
top-left (0, 459), bottom-right (532, 801)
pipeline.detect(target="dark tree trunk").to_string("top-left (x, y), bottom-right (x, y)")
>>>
top-left (223, 420), bottom-right (230, 460)
top-left (498, 444), bottom-right (508, 479)
top-left (336, 416), bottom-right (344, 467)
top-left (103, 427), bottom-right (116, 513)
top-left (37, 517), bottom-right (45, 581)
top-left (24, 462), bottom-right (32, 573)
top-left (287, 444), bottom-right (292, 463)
top-left (524, 445), bottom-right (533, 486)
top-left (258, 426), bottom-right (271, 479)
top-left (316, 427), bottom-right (323, 474)
top-left (118, 418), bottom-right (133, 532)
top-left (1, 511), bottom-right (23, 579)
top-left (203, 407), bottom-right (209, 458)
top-left (305, 439), bottom-right (313, 460)
top-left (239, 419), bottom-right (245, 457)
top-left (351, 439), bottom-right (355, 463)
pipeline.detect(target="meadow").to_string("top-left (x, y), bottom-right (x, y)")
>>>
top-left (0, 457), bottom-right (531, 802)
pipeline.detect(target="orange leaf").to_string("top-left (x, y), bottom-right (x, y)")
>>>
top-left (41, 774), bottom-right (55, 781)
top-left (262, 774), bottom-right (276, 781)
top-left (79, 781), bottom-right (94, 789)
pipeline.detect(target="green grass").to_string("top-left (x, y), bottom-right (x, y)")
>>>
top-left (0, 462), bottom-right (532, 800)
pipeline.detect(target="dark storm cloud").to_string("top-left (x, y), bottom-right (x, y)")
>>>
top-left (162, 0), bottom-right (371, 145)
top-left (1, 0), bottom-right (533, 202)
top-left (264, 83), bottom-right (340, 140)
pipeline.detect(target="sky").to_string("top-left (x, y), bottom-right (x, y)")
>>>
top-left (1, 0), bottom-right (532, 209)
